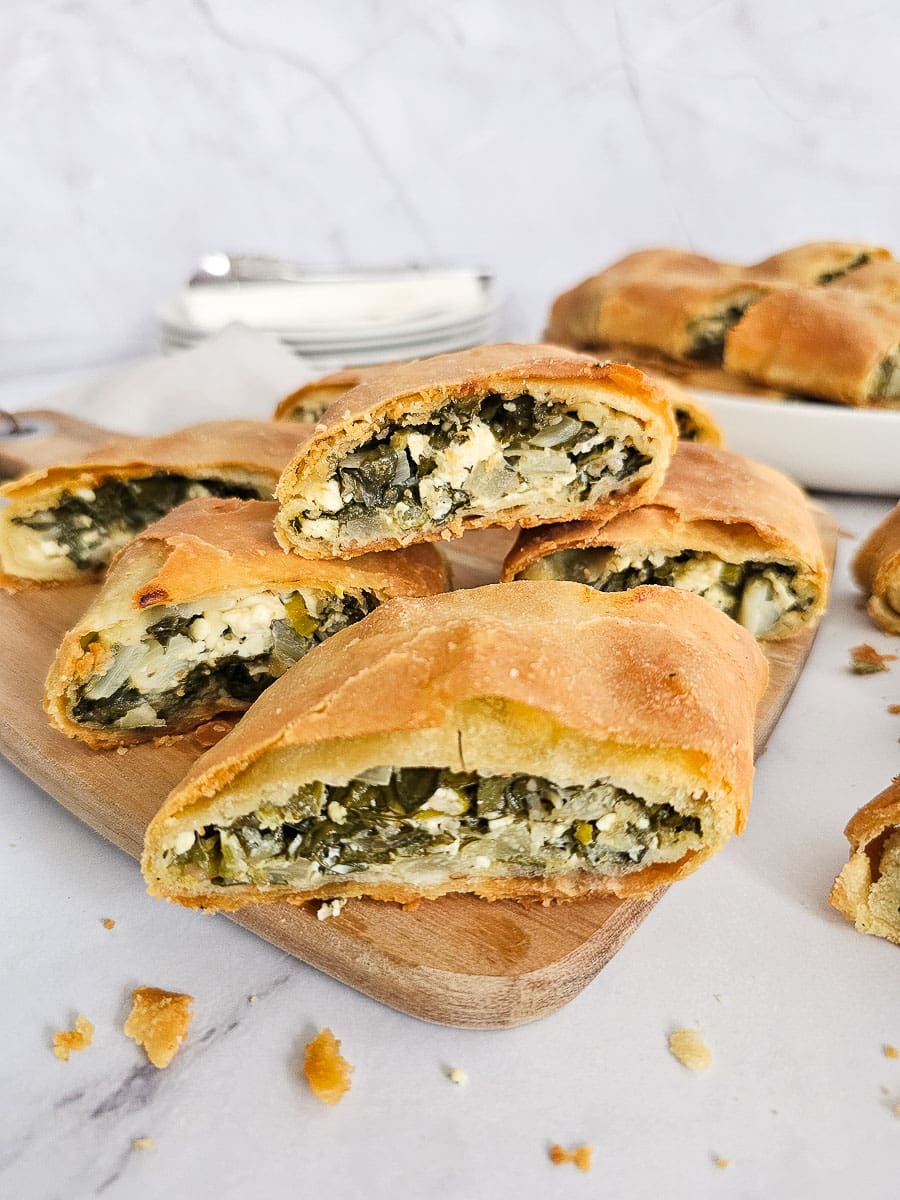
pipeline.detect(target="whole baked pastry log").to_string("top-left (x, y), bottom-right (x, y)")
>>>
top-left (852, 502), bottom-right (900, 634)
top-left (273, 344), bottom-right (677, 560)
top-left (141, 582), bottom-right (768, 910)
top-left (0, 421), bottom-right (309, 585)
top-left (502, 443), bottom-right (827, 640)
top-left (830, 778), bottom-right (900, 946)
top-left (724, 289), bottom-right (900, 407)
top-left (275, 359), bottom-right (724, 445)
top-left (44, 498), bottom-right (447, 747)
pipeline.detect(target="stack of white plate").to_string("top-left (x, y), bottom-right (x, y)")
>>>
top-left (159, 265), bottom-right (497, 370)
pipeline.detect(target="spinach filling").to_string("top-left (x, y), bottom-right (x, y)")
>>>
top-left (871, 350), bottom-right (900, 401)
top-left (71, 589), bottom-right (377, 730)
top-left (170, 767), bottom-right (704, 887)
top-left (686, 299), bottom-right (758, 363)
top-left (522, 548), bottom-right (815, 637)
top-left (294, 391), bottom-right (651, 536)
top-left (13, 472), bottom-right (264, 571)
top-left (674, 406), bottom-right (701, 441)
top-left (817, 252), bottom-right (870, 286)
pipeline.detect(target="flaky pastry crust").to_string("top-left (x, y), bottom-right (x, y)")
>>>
top-left (852, 502), bottom-right (900, 634)
top-left (830, 777), bottom-right (900, 946)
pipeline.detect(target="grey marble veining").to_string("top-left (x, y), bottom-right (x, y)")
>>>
top-left (4, 1), bottom-right (900, 377)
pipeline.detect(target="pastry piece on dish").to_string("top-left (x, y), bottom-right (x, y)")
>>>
top-left (141, 582), bottom-right (768, 911)
top-left (274, 344), bottom-right (677, 560)
top-left (0, 421), bottom-right (308, 586)
top-left (830, 778), bottom-right (900, 946)
top-left (502, 443), bottom-right (826, 640)
top-left (274, 364), bottom-right (400, 423)
top-left (545, 249), bottom-right (770, 366)
top-left (45, 498), bottom-right (447, 747)
top-left (279, 361), bottom-right (724, 447)
top-left (747, 241), bottom-right (889, 286)
top-left (852, 502), bottom-right (900, 634)
top-left (724, 288), bottom-right (900, 407)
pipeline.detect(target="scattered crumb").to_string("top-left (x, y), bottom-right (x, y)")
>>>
top-left (116, 746), bottom-right (128, 756)
top-left (888, 705), bottom-right (900, 714)
top-left (303, 1028), bottom-right (353, 1105)
top-left (850, 644), bottom-right (897, 674)
top-left (401, 899), bottom-right (422, 912)
top-left (102, 918), bottom-right (116, 930)
top-left (317, 898), bottom-right (347, 921)
top-left (124, 987), bottom-right (194, 1069)
top-left (448, 1067), bottom-right (468, 1086)
top-left (549, 1144), bottom-right (593, 1172)
top-left (248, 995), bottom-right (258, 1005)
top-left (885, 1044), bottom-right (899, 1059)
top-left (668, 1028), bottom-right (712, 1071)
top-left (192, 720), bottom-right (232, 749)
top-left (131, 1137), bottom-right (155, 1151)
top-left (714, 1156), bottom-right (730, 1169)
top-left (52, 1014), bottom-right (94, 1061)
top-left (881, 1085), bottom-right (891, 1095)
top-left (894, 1105), bottom-right (900, 1118)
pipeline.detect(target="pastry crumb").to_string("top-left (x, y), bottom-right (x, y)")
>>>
top-left (448, 1067), bottom-right (468, 1086)
top-left (549, 1143), bottom-right (592, 1171)
top-left (52, 1014), bottom-right (94, 1061)
top-left (668, 1028), bottom-right (712, 1071)
top-left (401, 899), bottom-right (422, 912)
top-left (131, 1137), bottom-right (155, 1151)
top-left (102, 918), bottom-right (116, 930)
top-left (248, 995), bottom-right (258, 1005)
top-left (316, 898), bottom-right (347, 921)
top-left (884, 1044), bottom-right (899, 1059)
top-left (116, 746), bottom-right (128, 756)
top-left (303, 1028), bottom-right (353, 1105)
top-left (894, 1104), bottom-right (900, 1118)
top-left (888, 704), bottom-right (900, 714)
top-left (850, 644), bottom-right (897, 674)
top-left (713, 1156), bottom-right (730, 1169)
top-left (124, 987), bottom-right (194, 1069)
top-left (509, 667), bottom-right (520, 679)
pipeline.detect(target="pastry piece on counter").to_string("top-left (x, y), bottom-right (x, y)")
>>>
top-left (141, 582), bottom-right (768, 911)
top-left (278, 360), bottom-right (724, 446)
top-left (852, 502), bottom-right (900, 634)
top-left (502, 443), bottom-right (827, 640)
top-left (0, 421), bottom-right (308, 585)
top-left (274, 344), bottom-right (677, 560)
top-left (45, 498), bottom-right (447, 747)
top-left (723, 288), bottom-right (900, 407)
top-left (546, 249), bottom-right (768, 367)
top-left (830, 778), bottom-right (900, 946)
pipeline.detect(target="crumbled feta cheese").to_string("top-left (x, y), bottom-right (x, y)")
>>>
top-left (473, 855), bottom-right (491, 869)
top-left (173, 831), bottom-right (195, 856)
top-left (317, 898), bottom-right (347, 921)
top-left (327, 801), bottom-right (348, 825)
top-left (448, 1067), bottom-right (468, 1086)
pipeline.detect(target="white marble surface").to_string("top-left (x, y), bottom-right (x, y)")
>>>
top-left (5, 1), bottom-right (900, 374)
top-left (0, 360), bottom-right (899, 1198)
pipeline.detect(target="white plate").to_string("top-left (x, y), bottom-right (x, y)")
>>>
top-left (699, 390), bottom-right (900, 496)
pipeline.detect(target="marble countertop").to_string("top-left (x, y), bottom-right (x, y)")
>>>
top-left (1, 365), bottom-right (899, 1200)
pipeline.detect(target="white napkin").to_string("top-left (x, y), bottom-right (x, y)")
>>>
top-left (23, 325), bottom-right (314, 437)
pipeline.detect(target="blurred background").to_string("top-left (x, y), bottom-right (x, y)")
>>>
top-left (3, 0), bottom-right (898, 376)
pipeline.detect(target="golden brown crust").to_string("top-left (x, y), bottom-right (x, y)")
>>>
top-left (829, 778), bottom-right (900, 944)
top-left (724, 289), bottom-right (900, 406)
top-left (274, 344), bottom-right (677, 559)
top-left (501, 444), bottom-right (828, 639)
top-left (638, 371), bottom-right (724, 445)
top-left (746, 242), bottom-right (890, 286)
top-left (830, 258), bottom-right (900, 303)
top-left (142, 583), bottom-right (768, 910)
top-left (852, 503), bottom-right (900, 634)
top-left (44, 497), bottom-right (448, 749)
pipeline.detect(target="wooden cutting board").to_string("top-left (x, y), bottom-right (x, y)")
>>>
top-left (0, 410), bottom-right (837, 1029)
